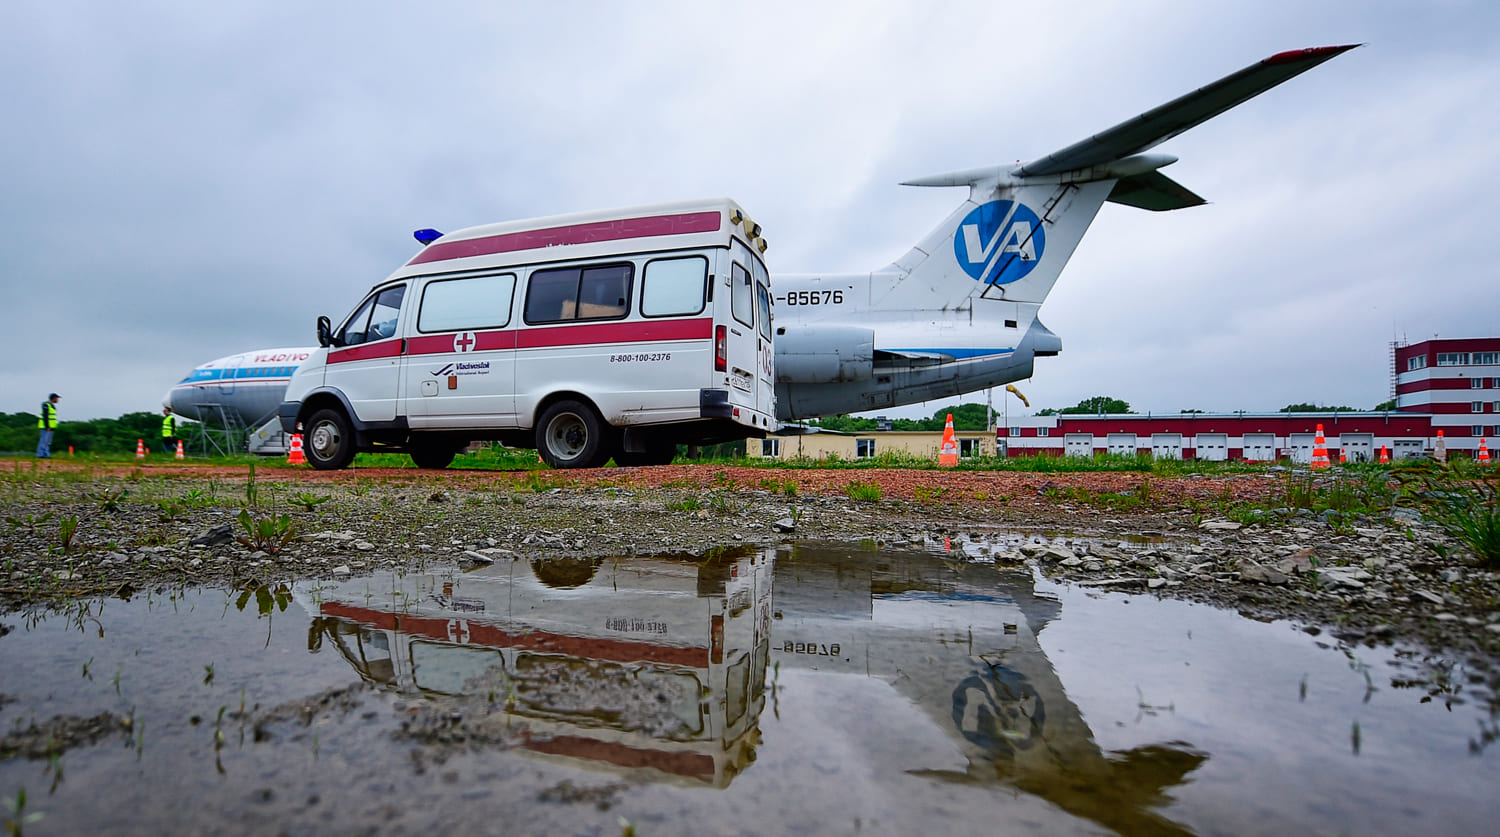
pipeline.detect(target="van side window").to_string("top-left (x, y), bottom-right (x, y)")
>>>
top-left (418, 274), bottom-right (516, 333)
top-left (339, 284), bottom-right (405, 345)
top-left (731, 263), bottom-right (754, 328)
top-left (641, 256), bottom-right (708, 317)
top-left (755, 281), bottom-right (772, 341)
top-left (525, 263), bottom-right (634, 324)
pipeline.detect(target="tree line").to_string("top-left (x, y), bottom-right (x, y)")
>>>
top-left (0, 411), bottom-right (188, 454)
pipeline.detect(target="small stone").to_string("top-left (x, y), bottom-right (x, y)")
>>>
top-left (1201, 520), bottom-right (1242, 531)
top-left (332, 565), bottom-right (352, 576)
top-left (354, 541), bottom-right (376, 552)
top-left (1240, 564), bottom-right (1289, 586)
top-left (1410, 590), bottom-right (1446, 606)
top-left (772, 518), bottom-right (796, 533)
top-left (1148, 578), bottom-right (1168, 589)
top-left (461, 551), bottom-right (494, 565)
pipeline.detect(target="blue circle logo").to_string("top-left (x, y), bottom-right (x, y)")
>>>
top-left (953, 201), bottom-right (1045, 285)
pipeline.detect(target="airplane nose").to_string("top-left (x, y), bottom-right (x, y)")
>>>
top-left (164, 386), bottom-right (185, 415)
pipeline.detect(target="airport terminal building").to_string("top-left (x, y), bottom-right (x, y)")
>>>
top-left (754, 337), bottom-right (1500, 463)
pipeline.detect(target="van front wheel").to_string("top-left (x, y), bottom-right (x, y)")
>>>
top-left (304, 408), bottom-right (356, 470)
top-left (537, 400), bottom-right (608, 469)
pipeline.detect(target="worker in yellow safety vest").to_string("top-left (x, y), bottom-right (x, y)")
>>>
top-left (161, 407), bottom-right (179, 455)
top-left (36, 393), bottom-right (60, 458)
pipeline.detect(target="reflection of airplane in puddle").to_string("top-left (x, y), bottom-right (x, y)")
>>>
top-left (772, 545), bottom-right (1205, 836)
top-left (307, 551), bottom-right (772, 788)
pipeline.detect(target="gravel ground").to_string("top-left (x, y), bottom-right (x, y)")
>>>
top-left (3, 459), bottom-right (1498, 703)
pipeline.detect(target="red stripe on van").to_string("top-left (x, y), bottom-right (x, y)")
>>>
top-left (523, 735), bottom-right (716, 781)
top-left (406, 331), bottom-right (518, 356)
top-left (516, 318), bottom-right (712, 349)
top-left (407, 211), bottom-right (723, 265)
top-left (327, 339), bottom-right (403, 365)
top-left (319, 602), bottom-right (710, 668)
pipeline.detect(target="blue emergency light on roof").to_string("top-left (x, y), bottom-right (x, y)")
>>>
top-left (413, 229), bottom-right (443, 246)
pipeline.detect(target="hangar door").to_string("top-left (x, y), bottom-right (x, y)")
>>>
top-left (1340, 433), bottom-right (1374, 463)
top-left (1151, 434), bottom-right (1183, 460)
top-left (1287, 433), bottom-right (1316, 464)
top-left (1106, 434), bottom-right (1137, 456)
top-left (1243, 433), bottom-right (1276, 462)
top-left (1195, 433), bottom-right (1228, 461)
top-left (1065, 434), bottom-right (1094, 458)
top-left (1393, 439), bottom-right (1424, 460)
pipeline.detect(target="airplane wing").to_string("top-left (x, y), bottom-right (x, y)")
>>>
top-left (1015, 45), bottom-right (1359, 177)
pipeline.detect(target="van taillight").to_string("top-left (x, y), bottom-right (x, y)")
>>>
top-left (714, 325), bottom-right (727, 372)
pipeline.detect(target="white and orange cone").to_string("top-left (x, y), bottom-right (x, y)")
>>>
top-left (287, 433), bottom-right (307, 465)
top-left (1480, 438), bottom-right (1491, 465)
top-left (135, 439), bottom-right (146, 460)
top-left (938, 413), bottom-right (958, 467)
top-left (1310, 424), bottom-right (1330, 470)
top-left (175, 440), bottom-right (185, 460)
top-left (1379, 445), bottom-right (1390, 464)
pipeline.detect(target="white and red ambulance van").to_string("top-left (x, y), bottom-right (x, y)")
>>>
top-left (279, 199), bottom-right (776, 469)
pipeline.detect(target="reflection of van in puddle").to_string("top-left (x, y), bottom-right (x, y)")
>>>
top-left (308, 550), bottom-right (772, 787)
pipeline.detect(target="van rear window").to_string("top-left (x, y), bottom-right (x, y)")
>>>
top-left (525, 263), bottom-right (633, 324)
top-left (641, 256), bottom-right (707, 317)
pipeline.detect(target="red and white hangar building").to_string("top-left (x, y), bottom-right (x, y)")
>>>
top-left (999, 337), bottom-right (1499, 462)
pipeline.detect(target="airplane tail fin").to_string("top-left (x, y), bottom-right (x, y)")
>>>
top-left (877, 45), bottom-right (1358, 309)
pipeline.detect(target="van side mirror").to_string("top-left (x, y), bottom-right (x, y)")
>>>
top-left (316, 315), bottom-right (333, 348)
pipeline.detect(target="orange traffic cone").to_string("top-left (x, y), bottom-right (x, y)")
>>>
top-left (135, 439), bottom-right (146, 459)
top-left (1310, 424), bottom-right (1330, 470)
top-left (1339, 448), bottom-right (1347, 464)
top-left (1480, 438), bottom-right (1491, 465)
top-left (175, 440), bottom-right (185, 460)
top-left (1434, 429), bottom-right (1447, 463)
top-left (287, 433), bottom-right (307, 465)
top-left (938, 413), bottom-right (958, 467)
top-left (1379, 445), bottom-right (1389, 464)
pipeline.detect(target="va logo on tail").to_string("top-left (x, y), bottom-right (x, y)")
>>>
top-left (954, 201), bottom-right (1045, 285)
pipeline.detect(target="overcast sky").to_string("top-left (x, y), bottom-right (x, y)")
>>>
top-left (3, 1), bottom-right (1496, 421)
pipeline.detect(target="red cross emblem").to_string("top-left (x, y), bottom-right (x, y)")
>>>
top-left (454, 332), bottom-right (477, 353)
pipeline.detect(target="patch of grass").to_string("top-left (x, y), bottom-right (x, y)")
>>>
top-left (666, 497), bottom-right (701, 512)
top-left (290, 491), bottom-right (329, 513)
top-left (1396, 460), bottom-right (1500, 567)
top-left (234, 510), bottom-right (297, 555)
top-left (844, 481), bottom-right (881, 503)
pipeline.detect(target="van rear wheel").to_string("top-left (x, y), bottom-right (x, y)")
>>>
top-left (537, 400), bottom-right (608, 469)
top-left (304, 408), bottom-right (356, 470)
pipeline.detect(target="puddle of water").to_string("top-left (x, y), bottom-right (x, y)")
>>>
top-left (1, 544), bottom-right (1496, 835)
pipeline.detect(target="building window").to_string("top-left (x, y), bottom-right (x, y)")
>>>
top-left (1438, 352), bottom-right (1471, 366)
top-left (856, 439), bottom-right (876, 458)
top-left (1492, 378), bottom-right (1500, 388)
top-left (1473, 378), bottom-right (1484, 389)
top-left (1474, 402), bottom-right (1485, 413)
top-left (1494, 401), bottom-right (1500, 412)
top-left (1407, 356), bottom-right (1427, 371)
top-left (761, 438), bottom-right (780, 458)
top-left (1009, 426), bottom-right (1022, 437)
top-left (959, 438), bottom-right (982, 458)
top-left (1474, 426), bottom-right (1485, 436)
top-left (1475, 352), bottom-right (1500, 365)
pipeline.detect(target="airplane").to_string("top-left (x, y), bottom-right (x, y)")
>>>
top-left (164, 347), bottom-right (315, 451)
top-left (165, 45), bottom-right (1356, 444)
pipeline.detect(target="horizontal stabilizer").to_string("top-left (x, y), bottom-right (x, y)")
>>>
top-left (1106, 170), bottom-right (1206, 211)
top-left (1016, 45), bottom-right (1359, 177)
